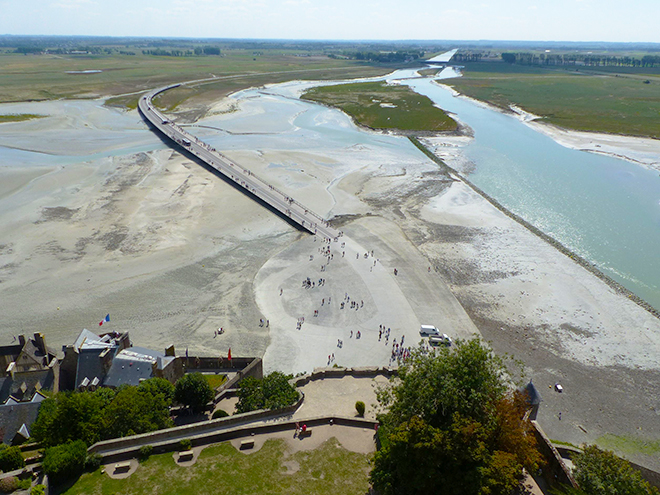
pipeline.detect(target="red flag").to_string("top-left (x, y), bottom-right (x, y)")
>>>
top-left (228, 348), bottom-right (232, 360)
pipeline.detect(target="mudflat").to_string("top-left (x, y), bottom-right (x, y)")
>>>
top-left (1, 76), bottom-right (660, 471)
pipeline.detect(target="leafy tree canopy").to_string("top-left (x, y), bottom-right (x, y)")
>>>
top-left (42, 440), bottom-right (88, 484)
top-left (31, 377), bottom-right (174, 447)
top-left (0, 446), bottom-right (25, 472)
top-left (174, 373), bottom-right (214, 413)
top-left (371, 337), bottom-right (541, 495)
top-left (236, 372), bottom-right (298, 414)
top-left (572, 445), bottom-right (659, 495)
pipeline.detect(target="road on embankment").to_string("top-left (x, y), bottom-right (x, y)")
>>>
top-left (138, 84), bottom-right (341, 241)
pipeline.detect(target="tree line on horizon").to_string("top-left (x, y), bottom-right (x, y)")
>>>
top-left (501, 51), bottom-right (660, 67)
top-left (329, 50), bottom-right (424, 63)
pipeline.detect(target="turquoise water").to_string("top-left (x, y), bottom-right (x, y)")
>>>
top-left (405, 74), bottom-right (660, 311)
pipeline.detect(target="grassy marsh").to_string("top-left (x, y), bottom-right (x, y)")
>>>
top-left (302, 81), bottom-right (457, 133)
top-left (445, 61), bottom-right (660, 138)
top-left (0, 113), bottom-right (45, 123)
top-left (0, 50), bottom-right (389, 109)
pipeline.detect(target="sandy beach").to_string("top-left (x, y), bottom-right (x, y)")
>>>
top-left (1, 78), bottom-right (660, 471)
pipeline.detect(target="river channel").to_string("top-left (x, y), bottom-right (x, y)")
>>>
top-left (196, 68), bottom-right (660, 312)
top-left (401, 69), bottom-right (660, 312)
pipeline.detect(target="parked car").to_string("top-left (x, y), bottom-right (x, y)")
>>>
top-left (420, 325), bottom-right (440, 336)
top-left (429, 334), bottom-right (452, 347)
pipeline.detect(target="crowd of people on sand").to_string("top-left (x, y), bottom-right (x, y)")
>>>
top-left (281, 235), bottom-right (411, 368)
top-left (211, 234), bottom-right (410, 368)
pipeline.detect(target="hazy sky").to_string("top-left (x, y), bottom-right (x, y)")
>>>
top-left (1, 0), bottom-right (658, 42)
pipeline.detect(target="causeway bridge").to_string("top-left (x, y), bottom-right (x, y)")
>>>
top-left (138, 84), bottom-right (341, 241)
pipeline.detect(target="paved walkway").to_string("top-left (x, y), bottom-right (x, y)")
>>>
top-left (292, 375), bottom-right (389, 421)
top-left (138, 89), bottom-right (339, 240)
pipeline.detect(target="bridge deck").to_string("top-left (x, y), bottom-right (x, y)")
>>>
top-left (138, 86), bottom-right (341, 241)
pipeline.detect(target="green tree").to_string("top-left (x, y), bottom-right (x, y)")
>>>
top-left (31, 389), bottom-right (113, 447)
top-left (0, 446), bottom-right (25, 472)
top-left (174, 373), bottom-right (214, 413)
top-left (371, 337), bottom-right (541, 495)
top-left (103, 384), bottom-right (173, 438)
top-left (31, 381), bottom-right (174, 448)
top-left (236, 372), bottom-right (298, 414)
top-left (501, 53), bottom-right (516, 64)
top-left (235, 376), bottom-right (264, 413)
top-left (572, 444), bottom-right (659, 495)
top-left (138, 377), bottom-right (175, 404)
top-left (42, 440), bottom-right (87, 484)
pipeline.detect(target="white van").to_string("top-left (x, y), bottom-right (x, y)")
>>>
top-left (419, 325), bottom-right (439, 336)
top-left (429, 334), bottom-right (452, 347)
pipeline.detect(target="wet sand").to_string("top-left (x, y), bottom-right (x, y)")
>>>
top-left (1, 83), bottom-right (660, 472)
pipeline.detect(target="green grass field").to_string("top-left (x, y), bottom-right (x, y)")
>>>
top-left (204, 373), bottom-right (227, 390)
top-left (445, 61), bottom-right (660, 138)
top-left (0, 50), bottom-right (389, 108)
top-left (302, 81), bottom-right (457, 133)
top-left (60, 438), bottom-right (371, 495)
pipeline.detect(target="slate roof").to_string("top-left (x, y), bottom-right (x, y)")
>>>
top-left (0, 393), bottom-right (45, 444)
top-left (19, 339), bottom-right (53, 367)
top-left (74, 329), bottom-right (116, 351)
top-left (0, 345), bottom-right (22, 357)
top-left (104, 347), bottom-right (164, 388)
top-left (73, 329), bottom-right (122, 388)
top-left (0, 370), bottom-right (55, 404)
top-left (0, 378), bottom-right (13, 404)
top-left (75, 348), bottom-right (110, 388)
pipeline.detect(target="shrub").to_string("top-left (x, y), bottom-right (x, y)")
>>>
top-left (0, 476), bottom-right (18, 493)
top-left (179, 439), bottom-right (191, 452)
top-left (84, 452), bottom-right (102, 471)
top-left (17, 478), bottom-right (31, 490)
top-left (0, 446), bottom-right (25, 472)
top-left (212, 409), bottom-right (229, 419)
top-left (355, 401), bottom-right (366, 417)
top-left (42, 440), bottom-right (87, 484)
top-left (0, 475), bottom-right (28, 493)
top-left (138, 445), bottom-right (153, 461)
top-left (31, 485), bottom-right (46, 495)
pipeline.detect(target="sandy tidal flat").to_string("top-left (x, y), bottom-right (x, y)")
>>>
top-left (1, 77), bottom-right (660, 471)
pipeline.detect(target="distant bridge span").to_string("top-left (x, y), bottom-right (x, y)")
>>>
top-left (425, 48), bottom-right (458, 65)
top-left (138, 84), bottom-right (341, 241)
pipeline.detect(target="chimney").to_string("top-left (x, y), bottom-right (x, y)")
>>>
top-left (18, 335), bottom-right (25, 347)
top-left (165, 345), bottom-right (175, 357)
top-left (6, 362), bottom-right (16, 379)
top-left (33, 333), bottom-right (47, 355)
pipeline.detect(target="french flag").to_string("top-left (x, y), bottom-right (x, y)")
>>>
top-left (99, 314), bottom-right (110, 326)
